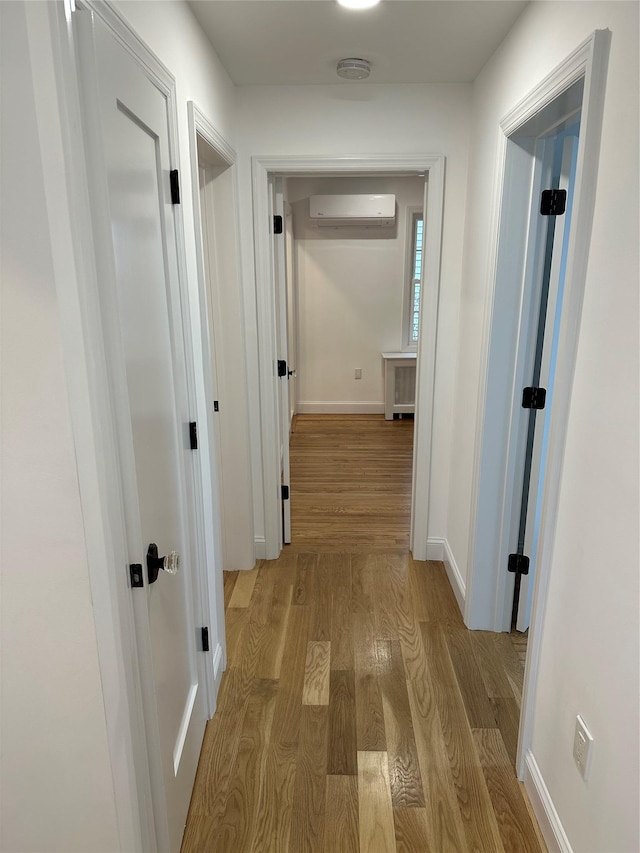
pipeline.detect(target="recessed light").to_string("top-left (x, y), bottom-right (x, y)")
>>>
top-left (337, 0), bottom-right (381, 9)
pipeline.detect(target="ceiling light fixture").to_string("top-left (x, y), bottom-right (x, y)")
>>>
top-left (337, 0), bottom-right (381, 9)
top-left (337, 58), bottom-right (371, 80)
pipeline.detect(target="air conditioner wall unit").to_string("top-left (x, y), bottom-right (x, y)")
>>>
top-left (309, 194), bottom-right (396, 227)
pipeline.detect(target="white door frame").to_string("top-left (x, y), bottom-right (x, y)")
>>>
top-left (31, 2), bottom-right (221, 848)
top-left (251, 155), bottom-right (445, 560)
top-left (187, 100), bottom-right (241, 698)
top-left (463, 31), bottom-right (610, 779)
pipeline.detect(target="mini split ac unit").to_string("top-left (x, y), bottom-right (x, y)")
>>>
top-left (309, 194), bottom-right (396, 227)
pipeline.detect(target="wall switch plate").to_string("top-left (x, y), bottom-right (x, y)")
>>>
top-left (354, 368), bottom-right (362, 379)
top-left (573, 715), bottom-right (594, 780)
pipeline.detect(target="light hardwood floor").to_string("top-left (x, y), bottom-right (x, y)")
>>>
top-left (182, 415), bottom-right (543, 852)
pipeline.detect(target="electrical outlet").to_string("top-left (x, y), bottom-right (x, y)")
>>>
top-left (573, 715), bottom-right (594, 780)
top-left (354, 368), bottom-right (362, 379)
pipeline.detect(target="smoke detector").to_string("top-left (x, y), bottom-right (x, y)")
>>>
top-left (336, 58), bottom-right (371, 80)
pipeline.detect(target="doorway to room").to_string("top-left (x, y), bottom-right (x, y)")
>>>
top-left (251, 155), bottom-right (445, 563)
top-left (276, 174), bottom-right (425, 549)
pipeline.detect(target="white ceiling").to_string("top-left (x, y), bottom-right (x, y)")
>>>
top-left (188, 0), bottom-right (529, 86)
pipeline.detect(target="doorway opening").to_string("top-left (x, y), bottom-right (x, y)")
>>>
top-left (251, 155), bottom-right (445, 563)
top-left (464, 31), bottom-right (610, 782)
top-left (276, 174), bottom-right (425, 548)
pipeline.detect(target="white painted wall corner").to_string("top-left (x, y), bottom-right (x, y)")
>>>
top-left (524, 750), bottom-right (573, 853)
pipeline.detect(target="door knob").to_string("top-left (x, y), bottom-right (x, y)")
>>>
top-left (147, 543), bottom-right (180, 584)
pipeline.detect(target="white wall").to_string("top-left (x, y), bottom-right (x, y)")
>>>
top-left (448, 2), bottom-right (639, 850)
top-left (114, 0), bottom-right (256, 574)
top-left (0, 4), bottom-right (120, 850)
top-left (236, 83), bottom-right (471, 547)
top-left (288, 175), bottom-right (424, 412)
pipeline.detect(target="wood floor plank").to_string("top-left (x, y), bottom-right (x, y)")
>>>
top-left (313, 554), bottom-right (335, 642)
top-left (302, 641), bottom-right (331, 706)
top-left (470, 631), bottom-right (519, 700)
top-left (444, 622), bottom-right (498, 729)
top-left (473, 728), bottom-right (546, 853)
top-left (211, 678), bottom-right (278, 853)
top-left (406, 676), bottom-right (468, 853)
top-left (377, 639), bottom-right (425, 809)
top-left (293, 552), bottom-right (318, 605)
top-left (357, 751), bottom-right (396, 853)
top-left (251, 603), bottom-right (310, 853)
top-left (393, 807), bottom-right (433, 853)
top-left (353, 606), bottom-right (386, 752)
top-left (228, 565), bottom-right (260, 608)
top-left (421, 621), bottom-right (506, 853)
top-left (329, 554), bottom-right (353, 670)
top-left (490, 697), bottom-right (521, 768)
top-left (324, 776), bottom-right (359, 853)
top-left (326, 669), bottom-right (357, 775)
top-left (223, 571), bottom-right (239, 610)
top-left (289, 705), bottom-right (329, 853)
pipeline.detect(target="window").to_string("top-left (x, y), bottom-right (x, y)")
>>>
top-left (405, 211), bottom-right (424, 348)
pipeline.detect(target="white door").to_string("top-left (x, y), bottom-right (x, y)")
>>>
top-left (514, 124), bottom-right (580, 631)
top-left (272, 179), bottom-right (292, 544)
top-left (80, 16), bottom-right (208, 852)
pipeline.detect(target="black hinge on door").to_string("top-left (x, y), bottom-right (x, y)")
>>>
top-left (129, 563), bottom-right (144, 588)
top-left (522, 386), bottom-right (547, 410)
top-left (170, 169), bottom-right (180, 205)
top-left (277, 359), bottom-right (287, 377)
top-left (281, 485), bottom-right (289, 500)
top-left (189, 421), bottom-right (198, 450)
top-left (508, 554), bottom-right (530, 575)
top-left (273, 215), bottom-right (283, 234)
top-left (540, 188), bottom-right (566, 216)
top-left (213, 401), bottom-right (219, 412)
top-left (201, 627), bottom-right (210, 652)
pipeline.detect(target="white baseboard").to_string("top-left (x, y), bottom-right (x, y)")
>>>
top-left (426, 537), bottom-right (466, 615)
top-left (296, 401), bottom-right (385, 415)
top-left (254, 536), bottom-right (266, 559)
top-left (524, 751), bottom-right (572, 853)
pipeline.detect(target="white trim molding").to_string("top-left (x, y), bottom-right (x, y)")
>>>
top-left (296, 401), bottom-right (385, 415)
top-left (250, 154), bottom-right (445, 563)
top-left (524, 751), bottom-right (573, 853)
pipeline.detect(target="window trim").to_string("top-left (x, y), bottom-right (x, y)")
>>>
top-left (403, 206), bottom-right (424, 350)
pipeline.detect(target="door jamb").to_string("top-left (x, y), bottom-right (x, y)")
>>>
top-left (463, 30), bottom-right (610, 778)
top-left (251, 155), bottom-right (445, 560)
top-left (187, 101), bottom-right (240, 711)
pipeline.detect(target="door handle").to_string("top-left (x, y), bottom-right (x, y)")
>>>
top-left (147, 543), bottom-right (180, 584)
top-left (288, 368), bottom-right (296, 378)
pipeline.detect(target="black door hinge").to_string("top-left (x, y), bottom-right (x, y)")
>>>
top-left (273, 215), bottom-right (283, 234)
top-left (522, 386), bottom-right (547, 410)
top-left (281, 485), bottom-right (289, 500)
top-left (213, 400), bottom-right (219, 412)
top-left (189, 421), bottom-right (198, 450)
top-left (508, 553), bottom-right (530, 575)
top-left (277, 359), bottom-right (287, 377)
top-left (170, 169), bottom-right (180, 205)
top-left (540, 188), bottom-right (566, 216)
top-left (129, 563), bottom-right (144, 588)
top-left (201, 626), bottom-right (210, 652)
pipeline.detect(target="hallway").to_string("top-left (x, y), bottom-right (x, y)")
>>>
top-left (182, 418), bottom-right (544, 852)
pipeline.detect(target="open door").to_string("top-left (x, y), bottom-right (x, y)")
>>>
top-left (511, 121), bottom-right (580, 632)
top-left (272, 178), bottom-right (293, 544)
top-left (78, 13), bottom-right (209, 851)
